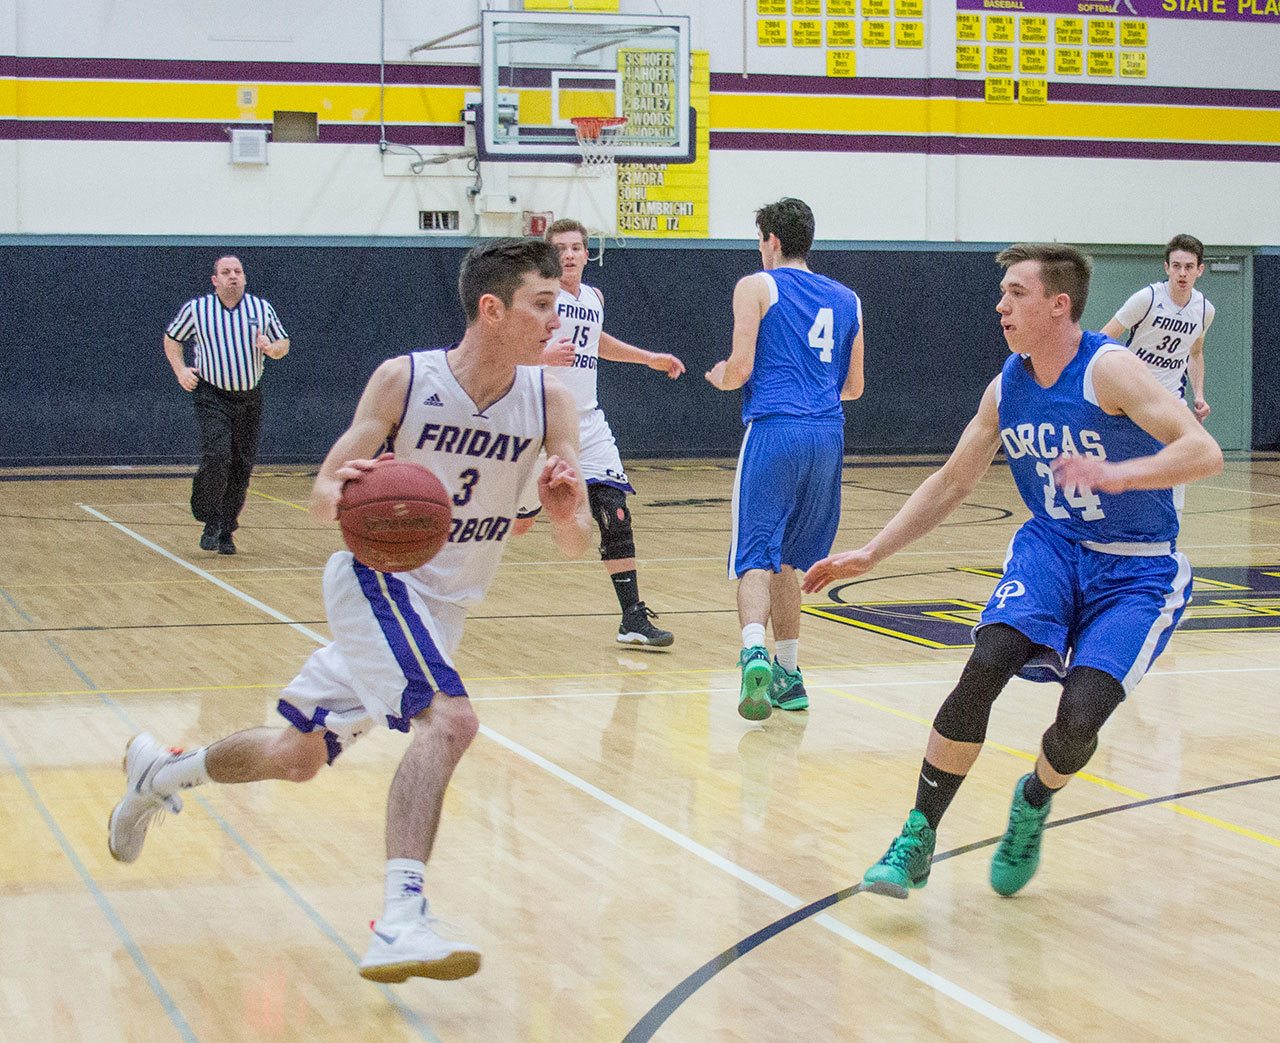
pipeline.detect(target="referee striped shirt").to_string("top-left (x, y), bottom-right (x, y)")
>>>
top-left (165, 293), bottom-right (288, 392)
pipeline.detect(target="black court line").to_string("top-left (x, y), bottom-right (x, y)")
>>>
top-left (622, 772), bottom-right (1280, 1043)
top-left (0, 471), bottom-right (198, 482)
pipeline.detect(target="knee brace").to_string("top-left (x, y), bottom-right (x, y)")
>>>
top-left (588, 483), bottom-right (636, 561)
top-left (932, 624), bottom-right (1037, 744)
top-left (1040, 666), bottom-right (1125, 776)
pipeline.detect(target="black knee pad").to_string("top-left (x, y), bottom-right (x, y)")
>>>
top-left (1040, 666), bottom-right (1125, 775)
top-left (932, 624), bottom-right (1036, 744)
top-left (588, 483), bottom-right (635, 561)
top-left (1041, 725), bottom-right (1099, 776)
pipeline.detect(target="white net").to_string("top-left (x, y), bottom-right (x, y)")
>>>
top-left (571, 116), bottom-right (628, 172)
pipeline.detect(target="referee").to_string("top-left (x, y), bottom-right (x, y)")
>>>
top-left (164, 255), bottom-right (290, 555)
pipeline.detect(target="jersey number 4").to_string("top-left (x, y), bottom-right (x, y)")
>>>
top-left (808, 308), bottom-right (835, 363)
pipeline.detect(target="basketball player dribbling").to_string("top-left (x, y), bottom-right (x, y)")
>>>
top-left (107, 238), bottom-right (592, 983)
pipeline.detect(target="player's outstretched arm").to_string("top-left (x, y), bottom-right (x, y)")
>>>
top-left (310, 356), bottom-right (410, 522)
top-left (705, 273), bottom-right (769, 391)
top-left (1099, 317), bottom-right (1127, 341)
top-left (598, 331), bottom-right (686, 379)
top-left (539, 377), bottom-right (592, 558)
top-left (1051, 351), bottom-right (1222, 494)
top-left (803, 378), bottom-right (1002, 593)
top-left (1101, 285), bottom-right (1151, 344)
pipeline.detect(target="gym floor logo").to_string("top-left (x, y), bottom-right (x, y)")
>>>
top-left (803, 565), bottom-right (1280, 649)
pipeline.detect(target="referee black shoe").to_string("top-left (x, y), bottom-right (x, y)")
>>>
top-left (217, 533), bottom-right (236, 555)
top-left (617, 603), bottom-right (673, 649)
top-left (199, 523), bottom-right (218, 551)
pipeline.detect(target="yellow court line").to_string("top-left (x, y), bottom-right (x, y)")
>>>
top-left (0, 658), bottom-right (974, 701)
top-left (820, 685), bottom-right (1280, 850)
top-left (248, 489), bottom-right (310, 513)
top-left (0, 682), bottom-right (285, 700)
top-left (0, 642), bottom-right (1274, 701)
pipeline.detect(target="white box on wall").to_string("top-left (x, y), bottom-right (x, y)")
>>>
top-left (230, 129), bottom-right (268, 166)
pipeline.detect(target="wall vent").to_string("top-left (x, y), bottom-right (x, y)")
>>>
top-left (419, 210), bottom-right (461, 232)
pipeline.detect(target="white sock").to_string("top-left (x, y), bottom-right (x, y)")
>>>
top-left (150, 747), bottom-right (209, 795)
top-left (775, 639), bottom-right (799, 672)
top-left (382, 858), bottom-right (427, 924)
top-left (741, 623), bottom-right (766, 650)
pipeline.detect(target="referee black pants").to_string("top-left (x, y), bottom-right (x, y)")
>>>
top-left (191, 380), bottom-right (263, 534)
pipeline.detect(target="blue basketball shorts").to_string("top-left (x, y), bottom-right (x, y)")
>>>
top-left (977, 520), bottom-right (1192, 695)
top-left (728, 418), bottom-right (844, 577)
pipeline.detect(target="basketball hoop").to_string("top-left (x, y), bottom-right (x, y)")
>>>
top-left (570, 115), bottom-right (628, 172)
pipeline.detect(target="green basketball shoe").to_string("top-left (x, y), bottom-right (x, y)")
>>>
top-left (768, 659), bottom-right (808, 711)
top-left (862, 810), bottom-right (936, 898)
top-left (990, 773), bottom-right (1052, 896)
top-left (737, 645), bottom-right (773, 721)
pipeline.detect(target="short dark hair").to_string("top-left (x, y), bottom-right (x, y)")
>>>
top-left (212, 255), bottom-right (241, 273)
top-left (755, 198), bottom-right (815, 259)
top-left (1165, 233), bottom-right (1204, 265)
top-left (545, 218), bottom-right (588, 242)
top-left (996, 243), bottom-right (1093, 323)
top-left (457, 238), bottom-right (561, 322)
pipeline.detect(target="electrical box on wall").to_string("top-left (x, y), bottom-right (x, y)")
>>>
top-left (230, 128), bottom-right (269, 165)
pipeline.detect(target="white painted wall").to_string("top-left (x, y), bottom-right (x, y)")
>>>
top-left (6, 0), bottom-right (1280, 243)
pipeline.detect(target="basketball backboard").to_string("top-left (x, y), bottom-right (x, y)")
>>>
top-left (477, 11), bottom-right (693, 164)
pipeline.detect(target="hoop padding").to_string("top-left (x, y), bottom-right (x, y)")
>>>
top-left (570, 116), bottom-right (628, 171)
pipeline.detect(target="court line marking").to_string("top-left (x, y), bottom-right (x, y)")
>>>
top-left (0, 731), bottom-right (198, 1042)
top-left (249, 489), bottom-right (311, 512)
top-left (79, 506), bottom-right (331, 644)
top-left (78, 505), bottom-right (1055, 1042)
top-left (483, 729), bottom-right (1057, 1043)
top-left (624, 772), bottom-right (1280, 1043)
top-left (3, 655), bottom-right (1280, 702)
top-left (820, 685), bottom-right (1280, 849)
top-left (0, 575), bottom-right (442, 1043)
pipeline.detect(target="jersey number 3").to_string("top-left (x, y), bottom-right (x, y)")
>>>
top-left (808, 308), bottom-right (835, 363)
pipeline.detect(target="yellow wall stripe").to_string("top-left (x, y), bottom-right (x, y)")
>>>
top-left (5, 77), bottom-right (1280, 146)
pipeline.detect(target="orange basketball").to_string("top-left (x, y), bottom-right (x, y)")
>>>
top-left (337, 459), bottom-right (452, 573)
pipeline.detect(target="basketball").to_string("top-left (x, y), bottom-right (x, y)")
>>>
top-left (338, 459), bottom-right (452, 573)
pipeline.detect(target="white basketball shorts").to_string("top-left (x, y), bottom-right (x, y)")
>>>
top-left (276, 552), bottom-right (469, 761)
top-left (517, 407), bottom-right (633, 517)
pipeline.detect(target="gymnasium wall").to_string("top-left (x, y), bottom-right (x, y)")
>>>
top-left (3, 0), bottom-right (1278, 462)
top-left (0, 241), bottom-right (1009, 465)
top-left (1253, 252), bottom-right (1280, 452)
top-left (4, 0), bottom-right (1280, 243)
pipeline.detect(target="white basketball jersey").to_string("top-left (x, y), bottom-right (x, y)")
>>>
top-left (550, 283), bottom-right (605, 415)
top-left (1113, 281), bottom-right (1215, 396)
top-left (391, 350), bottom-right (545, 607)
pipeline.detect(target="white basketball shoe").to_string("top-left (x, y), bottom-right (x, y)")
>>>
top-left (358, 903), bottom-right (482, 983)
top-left (108, 733), bottom-right (183, 863)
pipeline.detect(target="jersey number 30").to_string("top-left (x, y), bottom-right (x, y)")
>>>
top-left (808, 308), bottom-right (835, 363)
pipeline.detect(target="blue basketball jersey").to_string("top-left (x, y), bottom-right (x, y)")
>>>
top-left (742, 268), bottom-right (861, 425)
top-left (998, 331), bottom-right (1178, 545)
